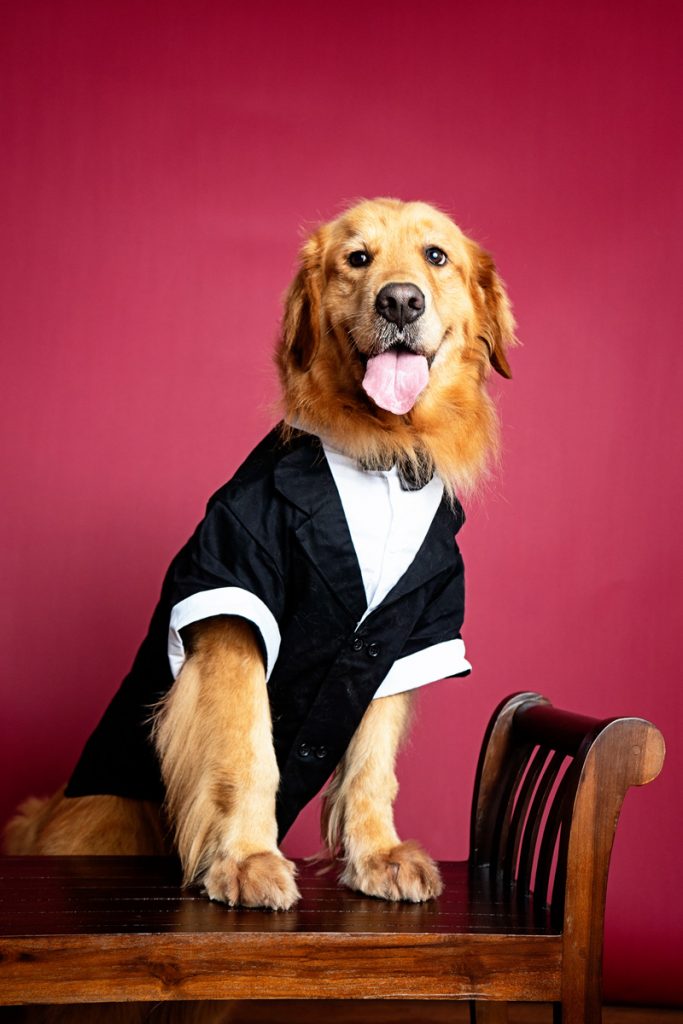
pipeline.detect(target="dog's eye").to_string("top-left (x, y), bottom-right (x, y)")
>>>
top-left (425, 246), bottom-right (448, 266)
top-left (347, 250), bottom-right (372, 268)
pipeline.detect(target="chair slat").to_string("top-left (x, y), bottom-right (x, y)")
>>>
top-left (516, 749), bottom-right (565, 898)
top-left (469, 693), bottom-right (549, 869)
top-left (488, 744), bottom-right (535, 881)
top-left (533, 759), bottom-right (581, 913)
top-left (501, 745), bottom-right (550, 889)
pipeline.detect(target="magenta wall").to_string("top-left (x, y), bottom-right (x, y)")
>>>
top-left (2, 0), bottom-right (682, 1004)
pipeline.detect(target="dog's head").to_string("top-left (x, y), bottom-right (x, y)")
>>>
top-left (277, 198), bottom-right (516, 494)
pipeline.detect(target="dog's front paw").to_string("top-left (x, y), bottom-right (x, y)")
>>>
top-left (203, 850), bottom-right (300, 910)
top-left (341, 839), bottom-right (443, 902)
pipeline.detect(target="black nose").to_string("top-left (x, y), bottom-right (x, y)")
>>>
top-left (375, 283), bottom-right (425, 328)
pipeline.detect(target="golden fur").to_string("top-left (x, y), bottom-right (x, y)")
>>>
top-left (4, 198), bottom-right (514, 910)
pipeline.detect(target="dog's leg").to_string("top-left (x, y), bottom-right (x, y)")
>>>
top-left (153, 615), bottom-right (299, 910)
top-left (322, 690), bottom-right (443, 902)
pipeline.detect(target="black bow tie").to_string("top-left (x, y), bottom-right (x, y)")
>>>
top-left (357, 452), bottom-right (435, 491)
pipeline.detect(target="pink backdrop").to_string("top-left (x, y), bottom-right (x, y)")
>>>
top-left (2, 0), bottom-right (682, 1005)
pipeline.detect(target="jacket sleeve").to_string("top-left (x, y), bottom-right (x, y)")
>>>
top-left (164, 497), bottom-right (285, 682)
top-left (373, 551), bottom-right (471, 699)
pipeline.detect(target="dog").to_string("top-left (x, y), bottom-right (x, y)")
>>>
top-left (4, 198), bottom-right (515, 910)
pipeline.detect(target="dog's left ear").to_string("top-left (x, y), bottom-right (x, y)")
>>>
top-left (468, 242), bottom-right (517, 379)
top-left (279, 230), bottom-right (326, 373)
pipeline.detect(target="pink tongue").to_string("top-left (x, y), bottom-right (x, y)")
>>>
top-left (362, 350), bottom-right (429, 414)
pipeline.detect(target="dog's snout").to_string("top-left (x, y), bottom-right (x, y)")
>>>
top-left (375, 283), bottom-right (425, 328)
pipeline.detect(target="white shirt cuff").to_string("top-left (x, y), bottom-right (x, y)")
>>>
top-left (168, 587), bottom-right (281, 681)
top-left (372, 638), bottom-right (471, 699)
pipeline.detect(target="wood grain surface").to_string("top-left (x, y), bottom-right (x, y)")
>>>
top-left (0, 857), bottom-right (560, 1005)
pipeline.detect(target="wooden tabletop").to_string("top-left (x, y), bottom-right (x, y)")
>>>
top-left (0, 857), bottom-right (562, 1004)
top-left (0, 856), bottom-right (556, 937)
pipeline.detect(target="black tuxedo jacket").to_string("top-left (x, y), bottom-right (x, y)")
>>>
top-left (66, 426), bottom-right (468, 838)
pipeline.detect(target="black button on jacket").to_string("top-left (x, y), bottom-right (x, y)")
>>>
top-left (66, 426), bottom-right (468, 839)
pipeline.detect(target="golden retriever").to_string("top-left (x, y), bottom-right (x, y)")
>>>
top-left (4, 198), bottom-right (514, 910)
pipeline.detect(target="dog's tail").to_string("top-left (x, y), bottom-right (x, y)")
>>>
top-left (3, 794), bottom-right (54, 854)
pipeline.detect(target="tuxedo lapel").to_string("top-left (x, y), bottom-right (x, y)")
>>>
top-left (274, 437), bottom-right (368, 621)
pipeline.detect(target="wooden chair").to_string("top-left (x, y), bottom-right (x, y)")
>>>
top-left (467, 691), bottom-right (664, 1022)
top-left (0, 691), bottom-right (664, 1022)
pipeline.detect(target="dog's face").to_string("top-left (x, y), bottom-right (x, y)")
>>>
top-left (277, 198), bottom-right (515, 492)
top-left (322, 200), bottom-right (505, 365)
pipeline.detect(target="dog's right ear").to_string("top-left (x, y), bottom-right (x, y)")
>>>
top-left (279, 231), bottom-right (325, 373)
top-left (466, 241), bottom-right (517, 380)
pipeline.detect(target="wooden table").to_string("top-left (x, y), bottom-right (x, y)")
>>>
top-left (0, 856), bottom-right (560, 1006)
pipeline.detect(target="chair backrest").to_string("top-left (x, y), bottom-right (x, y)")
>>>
top-left (469, 691), bottom-right (665, 941)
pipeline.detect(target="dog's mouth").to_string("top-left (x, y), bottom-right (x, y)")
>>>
top-left (361, 347), bottom-right (429, 415)
top-left (346, 324), bottom-right (440, 416)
